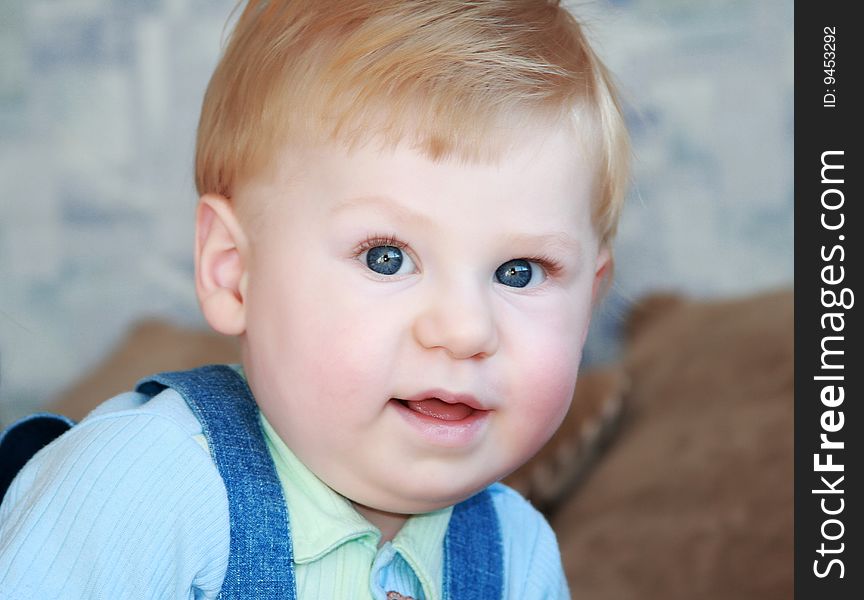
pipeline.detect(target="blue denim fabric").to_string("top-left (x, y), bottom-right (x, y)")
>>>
top-left (136, 365), bottom-right (504, 599)
top-left (138, 366), bottom-right (297, 600)
top-left (444, 489), bottom-right (505, 598)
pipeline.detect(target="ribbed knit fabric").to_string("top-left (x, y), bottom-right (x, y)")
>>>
top-left (0, 387), bottom-right (569, 599)
top-left (0, 390), bottom-right (229, 599)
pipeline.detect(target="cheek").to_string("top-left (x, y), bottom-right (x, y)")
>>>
top-left (266, 275), bottom-right (402, 407)
top-left (505, 291), bottom-right (590, 380)
top-left (499, 351), bottom-right (578, 475)
top-left (519, 334), bottom-right (581, 427)
top-left (499, 296), bottom-right (591, 450)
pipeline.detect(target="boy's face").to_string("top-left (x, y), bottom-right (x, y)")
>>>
top-left (226, 121), bottom-right (607, 515)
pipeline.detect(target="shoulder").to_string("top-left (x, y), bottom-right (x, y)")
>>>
top-left (488, 483), bottom-right (571, 599)
top-left (487, 482), bottom-right (551, 541)
top-left (0, 388), bottom-right (229, 598)
top-left (487, 481), bottom-right (540, 519)
top-left (7, 387), bottom-right (213, 490)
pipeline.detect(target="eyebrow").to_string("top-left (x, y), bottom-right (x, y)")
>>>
top-left (332, 195), bottom-right (582, 258)
top-left (329, 195), bottom-right (435, 228)
top-left (500, 232), bottom-right (583, 259)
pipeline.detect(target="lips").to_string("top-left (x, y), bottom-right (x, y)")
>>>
top-left (397, 389), bottom-right (488, 421)
top-left (401, 398), bottom-right (474, 421)
top-left (390, 389), bottom-right (490, 447)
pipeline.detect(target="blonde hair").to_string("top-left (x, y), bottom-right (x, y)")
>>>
top-left (195, 0), bottom-right (630, 244)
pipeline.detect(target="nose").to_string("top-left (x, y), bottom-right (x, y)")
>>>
top-left (412, 281), bottom-right (499, 359)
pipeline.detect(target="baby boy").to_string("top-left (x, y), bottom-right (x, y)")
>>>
top-left (0, 1), bottom-right (629, 598)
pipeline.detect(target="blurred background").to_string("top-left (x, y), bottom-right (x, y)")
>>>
top-left (0, 0), bottom-right (792, 421)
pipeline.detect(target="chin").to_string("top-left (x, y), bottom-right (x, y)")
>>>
top-left (372, 474), bottom-right (502, 515)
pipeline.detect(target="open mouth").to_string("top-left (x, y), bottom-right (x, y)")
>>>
top-left (389, 390), bottom-right (490, 447)
top-left (395, 397), bottom-right (477, 421)
top-left (390, 394), bottom-right (492, 448)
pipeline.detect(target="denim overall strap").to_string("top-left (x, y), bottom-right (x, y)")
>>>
top-left (443, 487), bottom-right (504, 599)
top-left (137, 365), bottom-right (296, 600)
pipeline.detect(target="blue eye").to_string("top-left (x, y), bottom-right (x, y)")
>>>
top-left (495, 259), bottom-right (545, 288)
top-left (364, 245), bottom-right (416, 276)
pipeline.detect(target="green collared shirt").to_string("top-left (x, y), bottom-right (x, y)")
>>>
top-left (260, 416), bottom-right (452, 600)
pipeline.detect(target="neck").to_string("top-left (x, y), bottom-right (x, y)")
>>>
top-left (352, 502), bottom-right (410, 544)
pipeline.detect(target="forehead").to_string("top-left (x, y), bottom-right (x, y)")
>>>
top-left (239, 117), bottom-right (599, 239)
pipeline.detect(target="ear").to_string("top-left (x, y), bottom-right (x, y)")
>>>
top-left (195, 194), bottom-right (249, 336)
top-left (591, 245), bottom-right (613, 304)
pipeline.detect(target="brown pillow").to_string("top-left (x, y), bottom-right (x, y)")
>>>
top-left (48, 319), bottom-right (240, 421)
top-left (553, 289), bottom-right (793, 600)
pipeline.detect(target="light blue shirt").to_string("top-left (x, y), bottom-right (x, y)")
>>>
top-left (0, 388), bottom-right (570, 598)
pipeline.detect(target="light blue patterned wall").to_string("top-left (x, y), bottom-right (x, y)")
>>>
top-left (0, 0), bottom-right (793, 421)
top-left (578, 0), bottom-right (794, 362)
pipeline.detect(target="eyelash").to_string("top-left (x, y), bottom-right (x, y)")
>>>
top-left (352, 234), bottom-right (409, 257)
top-left (522, 254), bottom-right (564, 278)
top-left (352, 234), bottom-right (564, 280)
